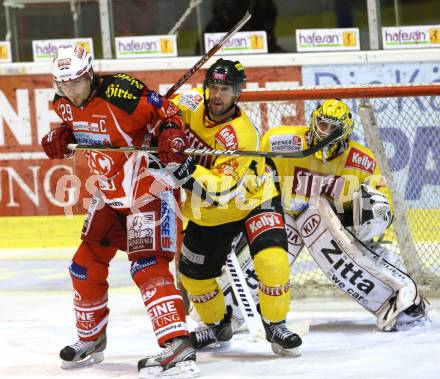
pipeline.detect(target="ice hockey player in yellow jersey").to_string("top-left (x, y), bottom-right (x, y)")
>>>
top-left (168, 59), bottom-right (302, 355)
top-left (222, 99), bottom-right (428, 333)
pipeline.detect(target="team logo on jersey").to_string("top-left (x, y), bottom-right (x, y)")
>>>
top-left (292, 167), bottom-right (344, 200)
top-left (269, 134), bottom-right (302, 152)
top-left (245, 212), bottom-right (284, 243)
top-left (215, 159), bottom-right (239, 180)
top-left (127, 212), bottom-right (156, 253)
top-left (215, 125), bottom-right (238, 150)
top-left (147, 91), bottom-right (163, 108)
top-left (86, 151), bottom-right (114, 175)
top-left (345, 147), bottom-right (376, 174)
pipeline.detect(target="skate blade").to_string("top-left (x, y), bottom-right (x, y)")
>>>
top-left (271, 344), bottom-right (301, 357)
top-left (254, 320), bottom-right (310, 341)
top-left (194, 340), bottom-right (231, 352)
top-left (139, 360), bottom-right (200, 379)
top-left (61, 351), bottom-right (104, 369)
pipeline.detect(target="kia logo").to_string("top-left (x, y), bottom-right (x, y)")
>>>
top-left (286, 224), bottom-right (302, 246)
top-left (301, 214), bottom-right (321, 237)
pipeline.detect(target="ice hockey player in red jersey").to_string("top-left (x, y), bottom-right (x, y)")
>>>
top-left (41, 45), bottom-right (199, 378)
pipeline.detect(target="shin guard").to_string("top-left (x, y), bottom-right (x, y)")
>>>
top-left (131, 256), bottom-right (188, 346)
top-left (253, 247), bottom-right (291, 322)
top-left (180, 274), bottom-right (226, 324)
top-left (70, 242), bottom-right (117, 341)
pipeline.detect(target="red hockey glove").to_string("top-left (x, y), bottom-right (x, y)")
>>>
top-left (158, 122), bottom-right (189, 165)
top-left (41, 124), bottom-right (76, 159)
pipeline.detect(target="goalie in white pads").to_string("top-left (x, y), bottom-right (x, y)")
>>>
top-left (218, 99), bottom-right (429, 332)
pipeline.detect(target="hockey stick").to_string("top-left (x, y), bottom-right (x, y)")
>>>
top-left (67, 128), bottom-right (342, 159)
top-left (164, 0), bottom-right (256, 98)
top-left (168, 0), bottom-right (204, 36)
top-left (225, 233), bottom-right (264, 341)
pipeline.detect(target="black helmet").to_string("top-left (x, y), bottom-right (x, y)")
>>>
top-left (203, 59), bottom-right (246, 96)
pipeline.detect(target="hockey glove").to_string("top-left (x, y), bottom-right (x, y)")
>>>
top-left (158, 122), bottom-right (188, 165)
top-left (41, 124), bottom-right (76, 159)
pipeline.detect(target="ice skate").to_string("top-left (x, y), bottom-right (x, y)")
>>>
top-left (190, 312), bottom-right (233, 349)
top-left (262, 318), bottom-right (302, 356)
top-left (59, 332), bottom-right (106, 369)
top-left (138, 336), bottom-right (199, 379)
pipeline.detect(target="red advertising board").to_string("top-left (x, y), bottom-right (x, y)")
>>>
top-left (0, 66), bottom-right (301, 217)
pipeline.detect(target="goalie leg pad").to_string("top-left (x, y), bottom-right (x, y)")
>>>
top-left (284, 212), bottom-right (305, 269)
top-left (297, 198), bottom-right (418, 329)
top-left (253, 247), bottom-right (291, 322)
top-left (180, 274), bottom-right (226, 325)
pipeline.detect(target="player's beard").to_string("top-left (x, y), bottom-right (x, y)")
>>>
top-left (208, 99), bottom-right (234, 117)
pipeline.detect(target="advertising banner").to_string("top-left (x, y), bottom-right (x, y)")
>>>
top-left (204, 31), bottom-right (268, 55)
top-left (296, 28), bottom-right (360, 52)
top-left (115, 35), bottom-right (178, 59)
top-left (32, 38), bottom-right (94, 62)
top-left (382, 25), bottom-right (440, 49)
top-left (0, 41), bottom-right (12, 63)
top-left (0, 66), bottom-right (301, 217)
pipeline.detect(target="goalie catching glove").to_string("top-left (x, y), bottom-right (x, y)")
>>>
top-left (353, 184), bottom-right (392, 241)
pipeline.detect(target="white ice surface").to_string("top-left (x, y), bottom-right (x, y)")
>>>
top-left (0, 251), bottom-right (439, 379)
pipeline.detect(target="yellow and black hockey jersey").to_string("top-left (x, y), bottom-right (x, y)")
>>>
top-left (172, 88), bottom-right (278, 226)
top-left (261, 125), bottom-right (389, 217)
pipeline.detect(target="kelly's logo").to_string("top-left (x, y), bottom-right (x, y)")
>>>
top-left (345, 147), bottom-right (376, 173)
top-left (215, 125), bottom-right (238, 150)
top-left (245, 212), bottom-right (284, 243)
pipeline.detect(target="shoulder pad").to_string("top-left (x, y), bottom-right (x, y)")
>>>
top-left (97, 74), bottom-right (145, 114)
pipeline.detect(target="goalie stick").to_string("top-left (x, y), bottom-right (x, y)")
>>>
top-left (67, 128), bottom-right (343, 159)
top-left (225, 233), bottom-right (310, 340)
